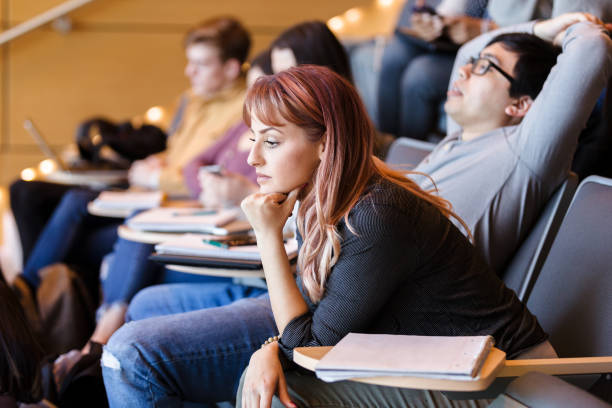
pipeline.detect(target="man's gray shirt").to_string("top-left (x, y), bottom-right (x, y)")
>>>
top-left (412, 21), bottom-right (612, 273)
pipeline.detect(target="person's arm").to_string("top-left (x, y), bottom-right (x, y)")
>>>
top-left (242, 189), bottom-right (308, 333)
top-left (240, 195), bottom-right (418, 408)
top-left (517, 18), bottom-right (612, 183)
top-left (198, 171), bottom-right (258, 208)
top-left (158, 166), bottom-right (190, 196)
top-left (182, 150), bottom-right (215, 198)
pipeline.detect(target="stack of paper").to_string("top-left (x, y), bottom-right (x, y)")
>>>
top-left (127, 207), bottom-right (247, 235)
top-left (155, 234), bottom-right (299, 262)
top-left (92, 191), bottom-right (165, 211)
top-left (315, 333), bottom-right (494, 382)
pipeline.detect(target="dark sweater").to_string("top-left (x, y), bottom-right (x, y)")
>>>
top-left (279, 177), bottom-right (547, 361)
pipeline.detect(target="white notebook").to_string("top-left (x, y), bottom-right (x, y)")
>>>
top-left (315, 333), bottom-right (494, 382)
top-left (155, 234), bottom-right (299, 261)
top-left (92, 190), bottom-right (164, 211)
top-left (127, 207), bottom-right (245, 234)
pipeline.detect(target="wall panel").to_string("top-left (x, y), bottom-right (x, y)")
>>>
top-left (1, 0), bottom-right (370, 185)
top-left (10, 0), bottom-right (369, 27)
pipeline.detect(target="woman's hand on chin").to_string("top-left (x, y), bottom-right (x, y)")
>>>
top-left (241, 343), bottom-right (296, 408)
top-left (241, 187), bottom-right (299, 239)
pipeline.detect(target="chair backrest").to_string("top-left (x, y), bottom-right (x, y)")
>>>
top-left (526, 176), bottom-right (612, 358)
top-left (502, 173), bottom-right (579, 301)
top-left (385, 137), bottom-right (436, 170)
top-left (488, 372), bottom-right (611, 408)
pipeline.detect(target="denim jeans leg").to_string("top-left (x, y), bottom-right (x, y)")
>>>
top-left (377, 34), bottom-right (423, 135)
top-left (21, 188), bottom-right (105, 287)
top-left (102, 294), bottom-right (276, 407)
top-left (102, 238), bottom-right (164, 305)
top-left (126, 282), bottom-right (269, 321)
top-left (399, 52), bottom-right (455, 139)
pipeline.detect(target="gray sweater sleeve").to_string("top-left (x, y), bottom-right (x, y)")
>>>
top-left (515, 22), bottom-right (612, 184)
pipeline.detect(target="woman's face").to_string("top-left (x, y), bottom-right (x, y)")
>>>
top-left (248, 113), bottom-right (323, 194)
top-left (271, 47), bottom-right (297, 73)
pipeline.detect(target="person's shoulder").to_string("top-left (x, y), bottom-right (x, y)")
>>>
top-left (348, 177), bottom-right (419, 232)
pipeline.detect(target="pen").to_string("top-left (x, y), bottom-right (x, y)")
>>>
top-left (202, 239), bottom-right (229, 249)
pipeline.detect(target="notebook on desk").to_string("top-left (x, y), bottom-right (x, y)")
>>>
top-left (91, 190), bottom-right (165, 212)
top-left (152, 234), bottom-right (299, 269)
top-left (126, 207), bottom-right (247, 235)
top-left (315, 333), bottom-right (494, 382)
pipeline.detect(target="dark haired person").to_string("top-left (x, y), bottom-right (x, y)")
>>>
top-left (0, 281), bottom-right (44, 407)
top-left (411, 12), bottom-right (611, 274)
top-left (270, 20), bottom-right (353, 83)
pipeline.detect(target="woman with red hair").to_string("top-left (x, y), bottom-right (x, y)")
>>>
top-left (237, 65), bottom-right (553, 407)
top-left (102, 65), bottom-right (552, 407)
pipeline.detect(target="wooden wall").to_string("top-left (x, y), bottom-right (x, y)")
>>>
top-left (0, 0), bottom-right (370, 185)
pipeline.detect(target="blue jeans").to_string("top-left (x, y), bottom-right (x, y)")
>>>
top-left (102, 292), bottom-right (275, 407)
top-left (377, 33), bottom-right (455, 139)
top-left (21, 188), bottom-right (120, 291)
top-left (125, 282), bottom-right (268, 320)
top-left (101, 238), bottom-right (232, 306)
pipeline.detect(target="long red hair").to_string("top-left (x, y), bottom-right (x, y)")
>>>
top-left (244, 65), bottom-right (468, 303)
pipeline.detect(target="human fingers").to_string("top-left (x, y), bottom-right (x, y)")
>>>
top-left (280, 188), bottom-right (299, 211)
top-left (259, 385), bottom-right (274, 408)
top-left (243, 372), bottom-right (260, 408)
top-left (277, 371), bottom-right (297, 408)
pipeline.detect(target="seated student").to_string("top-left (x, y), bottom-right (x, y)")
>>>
top-left (101, 65), bottom-right (553, 407)
top-left (377, 0), bottom-right (612, 143)
top-left (0, 280), bottom-right (44, 408)
top-left (236, 15), bottom-right (612, 408)
top-left (110, 20), bottom-right (355, 325)
top-left (9, 16), bottom-right (251, 281)
top-left (181, 49), bottom-right (272, 207)
top-left (410, 12), bottom-right (611, 274)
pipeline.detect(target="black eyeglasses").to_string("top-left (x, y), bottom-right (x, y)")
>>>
top-left (468, 57), bottom-right (515, 83)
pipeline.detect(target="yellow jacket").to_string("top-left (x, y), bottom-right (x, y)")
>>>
top-left (158, 79), bottom-right (246, 196)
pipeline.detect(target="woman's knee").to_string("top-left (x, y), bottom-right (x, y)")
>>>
top-left (125, 287), bottom-right (161, 322)
top-left (102, 320), bottom-right (148, 375)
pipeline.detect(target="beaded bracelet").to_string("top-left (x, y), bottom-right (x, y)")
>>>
top-left (261, 335), bottom-right (280, 348)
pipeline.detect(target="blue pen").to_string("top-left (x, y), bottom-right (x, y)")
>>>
top-left (202, 239), bottom-right (229, 249)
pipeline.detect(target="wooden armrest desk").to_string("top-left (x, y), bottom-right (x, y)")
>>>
top-left (293, 346), bottom-right (612, 392)
top-left (44, 169), bottom-right (127, 189)
top-left (87, 198), bottom-right (200, 219)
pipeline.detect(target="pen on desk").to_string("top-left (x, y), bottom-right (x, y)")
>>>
top-left (202, 239), bottom-right (229, 249)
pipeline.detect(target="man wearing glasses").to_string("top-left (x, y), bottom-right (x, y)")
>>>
top-left (411, 12), bottom-right (611, 275)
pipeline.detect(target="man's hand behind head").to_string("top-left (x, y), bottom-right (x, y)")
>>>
top-left (534, 12), bottom-right (604, 45)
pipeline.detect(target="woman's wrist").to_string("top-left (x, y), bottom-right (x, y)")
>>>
top-left (261, 335), bottom-right (280, 348)
top-left (254, 229), bottom-right (285, 245)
